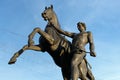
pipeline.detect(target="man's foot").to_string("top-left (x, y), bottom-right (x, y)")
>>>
top-left (8, 58), bottom-right (17, 64)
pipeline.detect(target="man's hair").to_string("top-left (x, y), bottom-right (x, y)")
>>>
top-left (77, 22), bottom-right (86, 30)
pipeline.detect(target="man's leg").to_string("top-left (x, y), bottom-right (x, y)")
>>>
top-left (71, 53), bottom-right (85, 80)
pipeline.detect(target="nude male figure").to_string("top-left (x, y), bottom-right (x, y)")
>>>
top-left (53, 22), bottom-right (96, 80)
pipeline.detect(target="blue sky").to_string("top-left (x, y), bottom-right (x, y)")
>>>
top-left (0, 0), bottom-right (120, 80)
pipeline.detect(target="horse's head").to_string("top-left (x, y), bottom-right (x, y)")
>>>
top-left (42, 5), bottom-right (54, 22)
top-left (42, 5), bottom-right (60, 28)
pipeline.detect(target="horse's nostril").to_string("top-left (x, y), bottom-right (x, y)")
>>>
top-left (42, 13), bottom-right (46, 16)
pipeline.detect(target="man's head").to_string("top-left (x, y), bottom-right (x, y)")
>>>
top-left (77, 22), bottom-right (86, 32)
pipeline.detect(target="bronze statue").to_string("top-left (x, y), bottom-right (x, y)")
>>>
top-left (8, 5), bottom-right (95, 80)
top-left (53, 22), bottom-right (96, 80)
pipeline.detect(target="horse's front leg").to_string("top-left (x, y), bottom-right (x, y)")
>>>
top-left (28, 27), bottom-right (54, 46)
top-left (8, 45), bottom-right (42, 64)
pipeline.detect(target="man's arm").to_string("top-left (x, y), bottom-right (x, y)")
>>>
top-left (53, 25), bottom-right (75, 38)
top-left (88, 31), bottom-right (96, 57)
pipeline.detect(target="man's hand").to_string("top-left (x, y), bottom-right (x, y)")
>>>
top-left (90, 51), bottom-right (96, 57)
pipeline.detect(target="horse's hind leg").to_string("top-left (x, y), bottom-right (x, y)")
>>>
top-left (8, 45), bottom-right (41, 64)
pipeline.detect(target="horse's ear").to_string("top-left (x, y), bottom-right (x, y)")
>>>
top-left (45, 6), bottom-right (47, 10)
top-left (51, 5), bottom-right (53, 9)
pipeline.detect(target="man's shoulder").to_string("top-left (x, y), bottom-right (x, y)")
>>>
top-left (86, 31), bottom-right (93, 36)
top-left (86, 31), bottom-right (92, 34)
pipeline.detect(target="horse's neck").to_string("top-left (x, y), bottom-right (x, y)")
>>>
top-left (50, 12), bottom-right (60, 29)
top-left (45, 12), bottom-right (62, 41)
top-left (53, 18), bottom-right (60, 28)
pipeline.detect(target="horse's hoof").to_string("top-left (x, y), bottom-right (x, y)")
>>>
top-left (8, 58), bottom-right (16, 64)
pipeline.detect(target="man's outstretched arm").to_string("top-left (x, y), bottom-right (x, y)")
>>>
top-left (53, 25), bottom-right (75, 38)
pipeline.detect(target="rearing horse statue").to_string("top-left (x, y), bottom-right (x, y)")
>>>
top-left (8, 5), bottom-right (94, 80)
